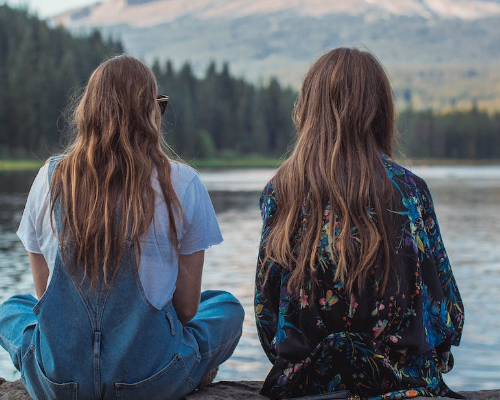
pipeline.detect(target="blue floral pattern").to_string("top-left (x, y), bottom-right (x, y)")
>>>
top-left (255, 157), bottom-right (464, 399)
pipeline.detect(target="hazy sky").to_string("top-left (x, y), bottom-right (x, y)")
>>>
top-left (2, 0), bottom-right (98, 17)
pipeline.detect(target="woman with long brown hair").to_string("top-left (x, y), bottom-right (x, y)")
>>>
top-left (255, 48), bottom-right (464, 399)
top-left (0, 55), bottom-right (244, 400)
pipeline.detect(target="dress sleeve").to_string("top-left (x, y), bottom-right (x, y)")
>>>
top-left (422, 183), bottom-right (465, 370)
top-left (178, 174), bottom-right (223, 255)
top-left (255, 182), bottom-right (280, 364)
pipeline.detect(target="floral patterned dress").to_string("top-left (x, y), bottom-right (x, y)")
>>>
top-left (255, 157), bottom-right (464, 400)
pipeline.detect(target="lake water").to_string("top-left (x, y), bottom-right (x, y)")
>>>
top-left (0, 166), bottom-right (499, 390)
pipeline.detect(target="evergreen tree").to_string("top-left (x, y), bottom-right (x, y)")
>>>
top-left (2, 5), bottom-right (499, 162)
top-left (0, 5), bottom-right (123, 157)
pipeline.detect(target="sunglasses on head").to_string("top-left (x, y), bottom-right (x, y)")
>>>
top-left (156, 95), bottom-right (169, 116)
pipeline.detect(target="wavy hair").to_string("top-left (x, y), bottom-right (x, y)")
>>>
top-left (265, 48), bottom-right (398, 296)
top-left (50, 55), bottom-right (181, 286)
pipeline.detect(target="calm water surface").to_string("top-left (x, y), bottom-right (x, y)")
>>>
top-left (0, 166), bottom-right (499, 389)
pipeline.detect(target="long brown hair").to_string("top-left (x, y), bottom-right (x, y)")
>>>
top-left (50, 55), bottom-right (181, 286)
top-left (265, 48), bottom-right (397, 296)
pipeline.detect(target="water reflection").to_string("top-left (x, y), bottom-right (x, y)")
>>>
top-left (0, 166), bottom-right (499, 390)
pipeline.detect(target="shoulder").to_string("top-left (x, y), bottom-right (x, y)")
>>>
top-left (31, 163), bottom-right (51, 196)
top-left (170, 161), bottom-right (198, 182)
top-left (381, 156), bottom-right (430, 192)
top-left (260, 179), bottom-right (278, 219)
top-left (381, 156), bottom-right (436, 218)
top-left (167, 162), bottom-right (216, 211)
top-left (261, 179), bottom-right (276, 198)
top-left (21, 162), bottom-right (52, 222)
top-left (32, 155), bottom-right (69, 203)
top-left (168, 161), bottom-right (201, 195)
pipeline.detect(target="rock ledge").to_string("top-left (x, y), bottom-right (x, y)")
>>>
top-left (1, 378), bottom-right (498, 399)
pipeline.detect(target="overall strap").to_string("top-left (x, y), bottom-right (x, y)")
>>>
top-left (47, 155), bottom-right (64, 234)
top-left (47, 155), bottom-right (64, 185)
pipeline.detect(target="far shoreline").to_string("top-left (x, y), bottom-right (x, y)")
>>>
top-left (1, 157), bottom-right (500, 172)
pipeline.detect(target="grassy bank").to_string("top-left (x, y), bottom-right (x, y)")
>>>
top-left (403, 158), bottom-right (500, 167)
top-left (0, 159), bottom-right (45, 171)
top-left (0, 156), bottom-right (283, 172)
top-left (2, 156), bottom-right (499, 172)
top-left (185, 156), bottom-right (283, 169)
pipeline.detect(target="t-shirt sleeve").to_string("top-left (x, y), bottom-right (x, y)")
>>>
top-left (17, 165), bottom-right (50, 254)
top-left (178, 173), bottom-right (223, 255)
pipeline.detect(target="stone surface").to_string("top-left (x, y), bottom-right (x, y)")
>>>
top-left (1, 378), bottom-right (499, 399)
top-left (0, 378), bottom-right (30, 400)
top-left (186, 381), bottom-right (266, 399)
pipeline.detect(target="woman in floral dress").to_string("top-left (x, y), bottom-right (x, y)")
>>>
top-left (255, 48), bottom-right (464, 400)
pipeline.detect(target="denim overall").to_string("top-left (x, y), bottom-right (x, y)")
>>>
top-left (0, 157), bottom-right (244, 400)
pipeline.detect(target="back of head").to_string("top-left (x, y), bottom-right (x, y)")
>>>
top-left (74, 55), bottom-right (160, 154)
top-left (266, 47), bottom-right (397, 296)
top-left (294, 47), bottom-right (395, 158)
top-left (51, 55), bottom-right (180, 285)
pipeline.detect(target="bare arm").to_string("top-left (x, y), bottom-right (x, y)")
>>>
top-left (173, 250), bottom-right (204, 325)
top-left (29, 252), bottom-right (49, 299)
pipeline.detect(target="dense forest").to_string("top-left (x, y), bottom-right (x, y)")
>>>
top-left (399, 106), bottom-right (500, 160)
top-left (0, 5), bottom-right (499, 161)
top-left (0, 5), bottom-right (123, 158)
top-left (152, 60), bottom-right (296, 158)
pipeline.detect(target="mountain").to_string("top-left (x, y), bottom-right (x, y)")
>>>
top-left (51, 0), bottom-right (500, 110)
top-left (54, 0), bottom-right (500, 27)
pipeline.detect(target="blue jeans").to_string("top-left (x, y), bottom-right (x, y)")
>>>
top-left (0, 290), bottom-right (244, 400)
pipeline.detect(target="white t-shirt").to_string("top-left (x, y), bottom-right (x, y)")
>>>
top-left (17, 162), bottom-right (223, 308)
